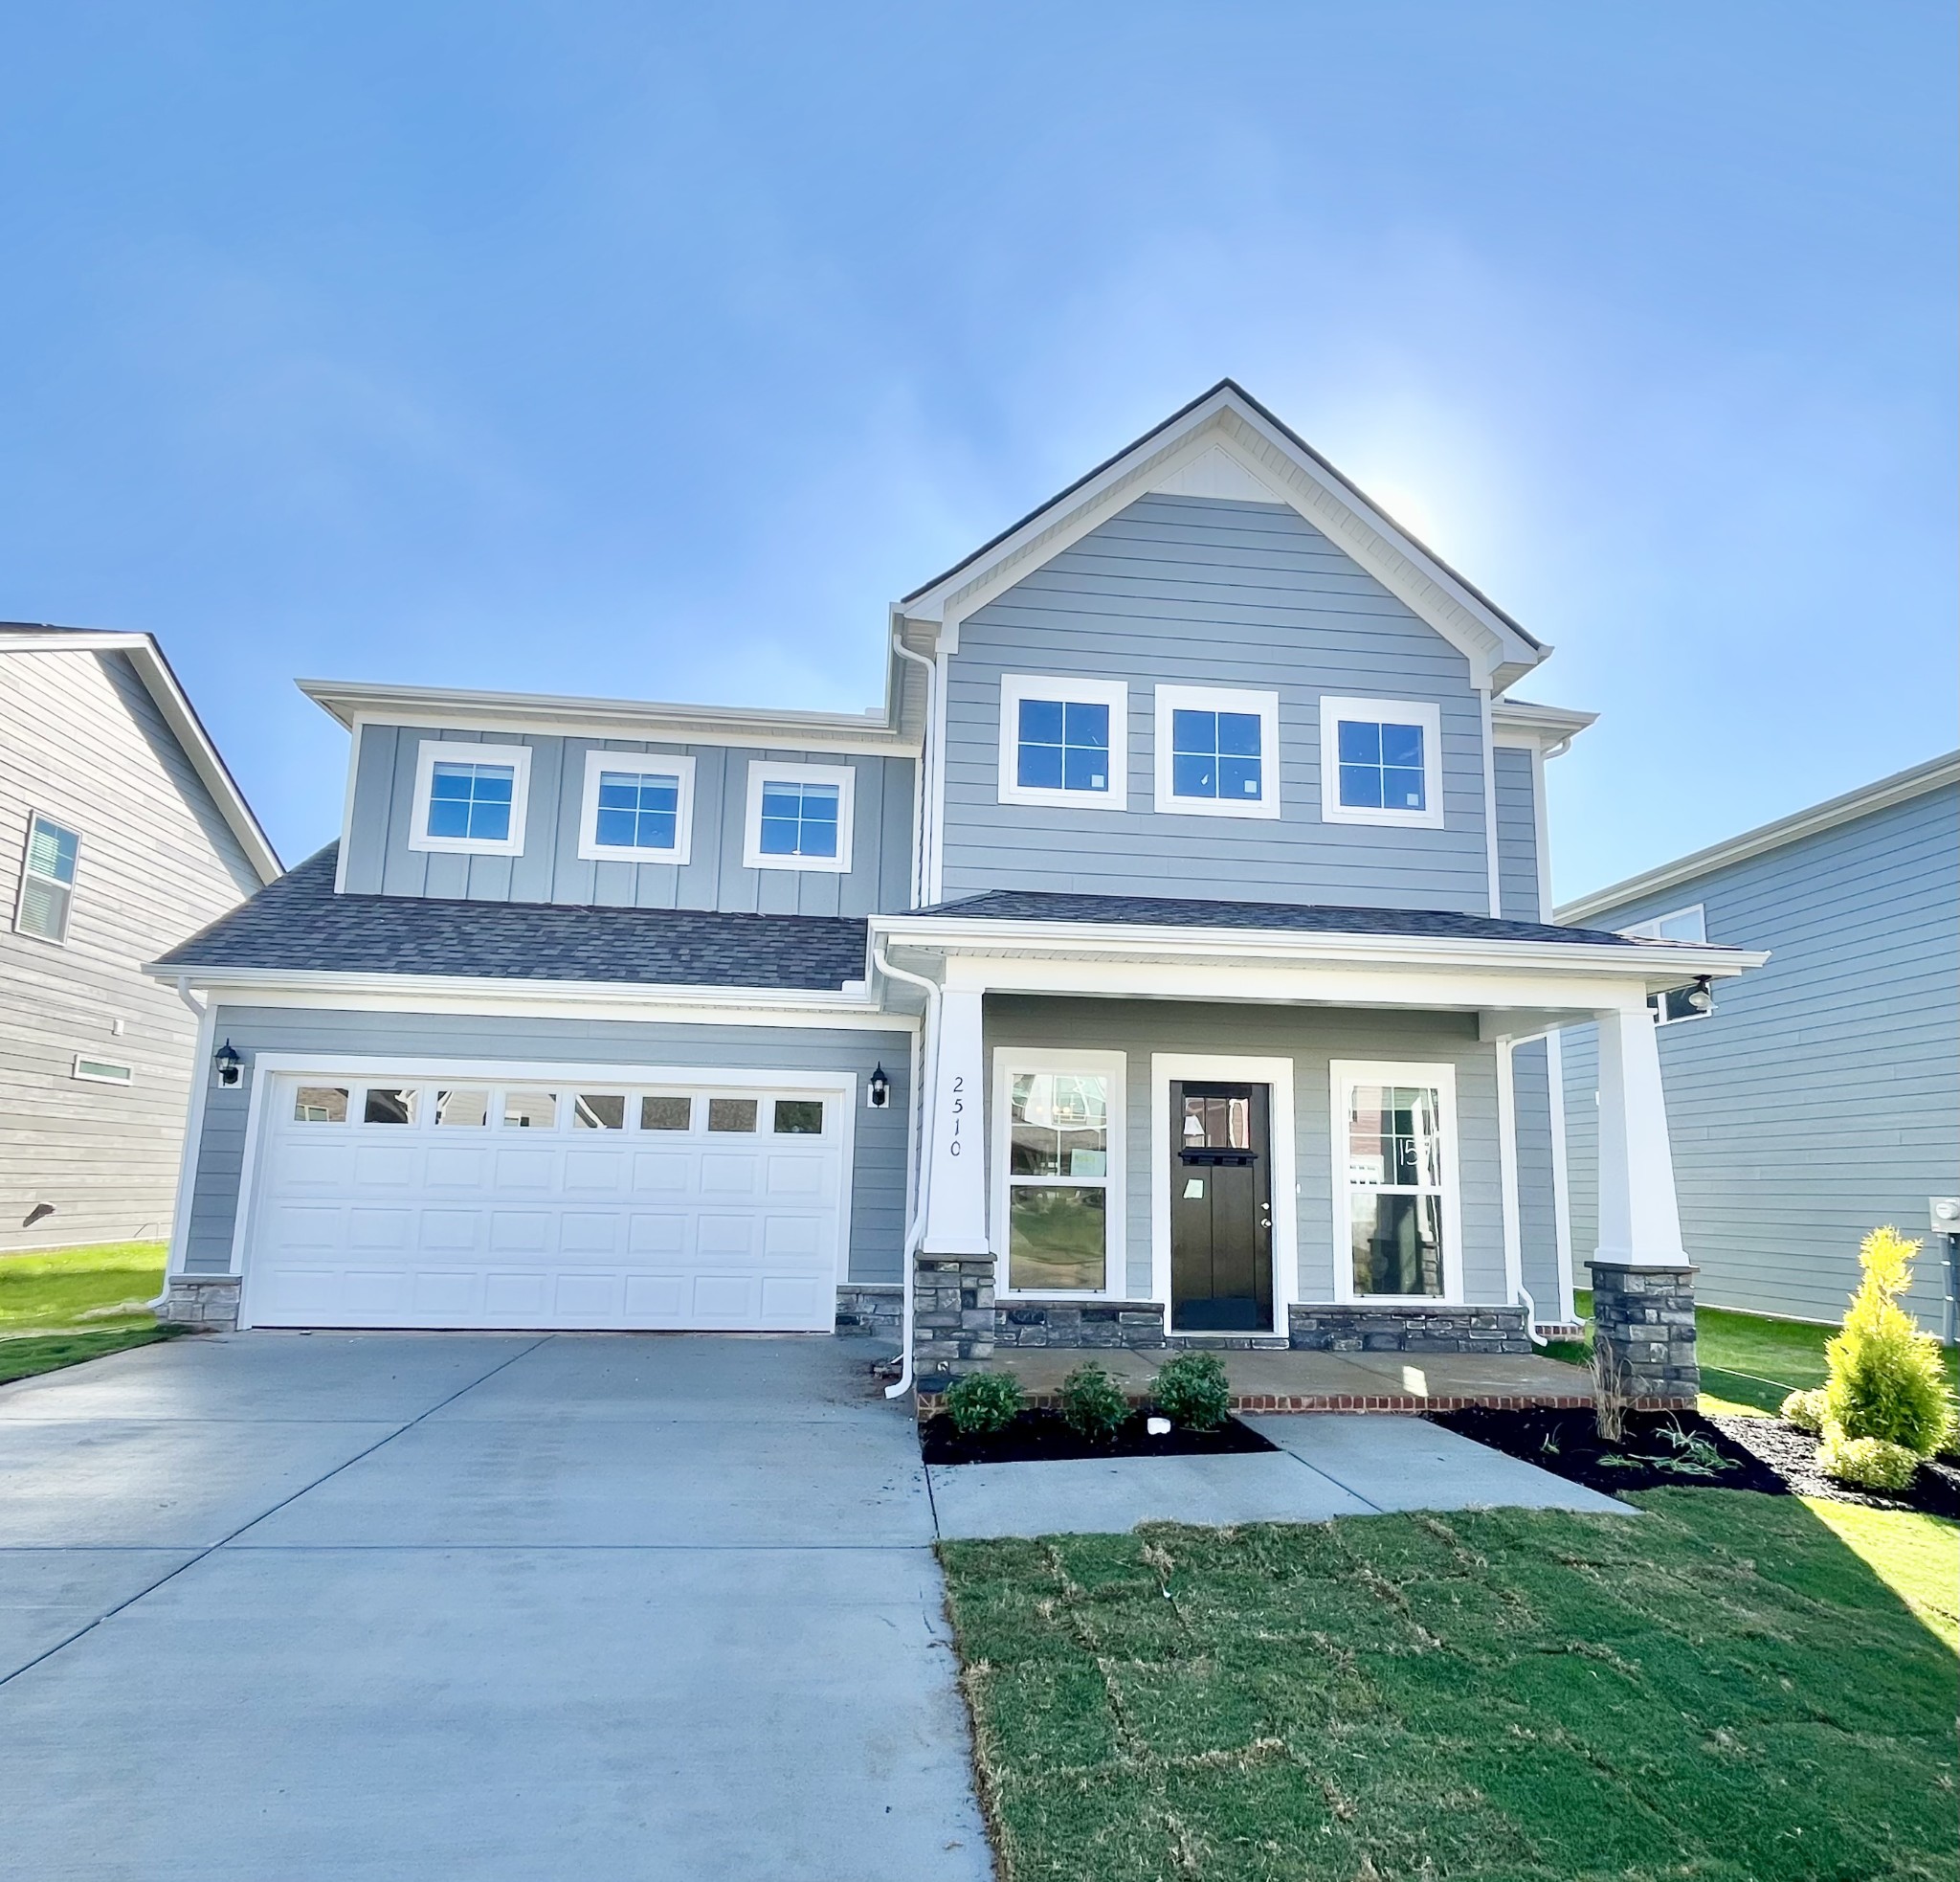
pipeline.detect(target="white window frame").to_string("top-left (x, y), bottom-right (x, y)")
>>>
top-left (575, 750), bottom-right (696, 864)
top-left (991, 1047), bottom-right (1126, 1299)
top-left (743, 759), bottom-right (855, 873)
top-left (72, 1053), bottom-right (133, 1086)
top-left (1318, 696), bottom-right (1445, 830)
top-left (1330, 1059), bottom-right (1464, 1307)
top-left (408, 740), bottom-right (533, 857)
top-left (995, 673), bottom-right (1130, 811)
top-left (1153, 683), bottom-right (1281, 819)
top-left (1620, 904), bottom-right (1706, 944)
top-left (15, 811), bottom-right (80, 947)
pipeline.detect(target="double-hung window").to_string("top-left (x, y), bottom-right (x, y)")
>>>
top-left (577, 751), bottom-right (695, 864)
top-left (1333, 1062), bottom-right (1460, 1302)
top-left (14, 814), bottom-right (79, 943)
top-left (743, 761), bottom-right (854, 872)
top-left (1318, 697), bottom-right (1444, 829)
top-left (996, 675), bottom-right (1129, 810)
top-left (409, 741), bottom-right (532, 856)
top-left (1153, 685), bottom-right (1280, 818)
top-left (993, 1050), bottom-right (1125, 1295)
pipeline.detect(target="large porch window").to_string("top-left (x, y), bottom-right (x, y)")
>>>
top-left (1332, 1061), bottom-right (1460, 1302)
top-left (992, 1050), bottom-right (1125, 1294)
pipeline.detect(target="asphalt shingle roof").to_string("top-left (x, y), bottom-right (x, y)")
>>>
top-left (153, 846), bottom-right (871, 991)
top-left (912, 888), bottom-right (1644, 947)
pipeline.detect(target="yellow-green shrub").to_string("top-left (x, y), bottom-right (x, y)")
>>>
top-left (1822, 1227), bottom-right (1956, 1458)
top-left (1780, 1387), bottom-right (1827, 1433)
top-left (1818, 1424), bottom-right (1920, 1491)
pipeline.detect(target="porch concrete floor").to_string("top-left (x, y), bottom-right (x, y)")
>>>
top-left (957, 1346), bottom-right (1591, 1410)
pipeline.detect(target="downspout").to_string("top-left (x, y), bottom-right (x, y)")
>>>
top-left (890, 626), bottom-right (935, 908)
top-left (151, 977), bottom-right (212, 1312)
top-left (872, 947), bottom-right (940, 1400)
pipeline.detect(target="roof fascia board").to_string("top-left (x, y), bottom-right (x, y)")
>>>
top-left (1557, 751), bottom-right (1960, 925)
top-left (1491, 699), bottom-right (1598, 754)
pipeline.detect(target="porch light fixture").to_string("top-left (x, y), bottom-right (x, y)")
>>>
top-left (213, 1040), bottom-right (243, 1087)
top-left (1683, 976), bottom-right (1715, 1016)
top-left (867, 1064), bottom-right (891, 1109)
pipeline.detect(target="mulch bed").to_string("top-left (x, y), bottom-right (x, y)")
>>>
top-left (1433, 1402), bottom-right (1960, 1518)
top-left (920, 1409), bottom-right (1277, 1467)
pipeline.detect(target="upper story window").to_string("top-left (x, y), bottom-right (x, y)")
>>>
top-left (408, 741), bottom-right (532, 857)
top-left (577, 751), bottom-right (696, 865)
top-left (1318, 696), bottom-right (1444, 830)
top-left (1153, 685), bottom-right (1281, 819)
top-left (1622, 906), bottom-right (1713, 1025)
top-left (995, 674), bottom-right (1129, 811)
top-left (743, 760), bottom-right (854, 873)
top-left (14, 813), bottom-right (79, 944)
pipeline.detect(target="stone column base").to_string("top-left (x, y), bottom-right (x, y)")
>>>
top-left (159, 1275), bottom-right (241, 1331)
top-left (1587, 1260), bottom-right (1698, 1406)
top-left (912, 1251), bottom-right (994, 1376)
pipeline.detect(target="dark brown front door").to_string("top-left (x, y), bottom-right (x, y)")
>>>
top-left (1169, 1081), bottom-right (1273, 1333)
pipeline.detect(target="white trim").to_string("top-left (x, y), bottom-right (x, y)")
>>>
top-left (991, 1047), bottom-right (1127, 1299)
top-left (1318, 695), bottom-right (1445, 830)
top-left (1556, 749), bottom-right (1960, 925)
top-left (994, 673), bottom-right (1129, 811)
top-left (1491, 697), bottom-right (1597, 753)
top-left (164, 997), bottom-right (218, 1281)
top-left (1329, 1059), bottom-right (1465, 1307)
top-left (1149, 1052), bottom-right (1297, 1336)
top-left (742, 759), bottom-right (855, 874)
top-left (1495, 1041), bottom-right (1522, 1304)
top-left (332, 720), bottom-right (363, 893)
top-left (406, 739), bottom-right (533, 857)
top-left (1545, 1029), bottom-right (1576, 1323)
top-left (1619, 903), bottom-right (1706, 944)
top-left (12, 809), bottom-right (78, 947)
top-left (576, 749), bottom-right (697, 865)
top-left (71, 1052), bottom-right (134, 1086)
top-left (1152, 684), bottom-right (1281, 819)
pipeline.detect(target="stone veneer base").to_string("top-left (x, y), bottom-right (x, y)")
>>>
top-left (1587, 1259), bottom-right (1699, 1406)
top-left (159, 1275), bottom-right (241, 1330)
top-left (834, 1284), bottom-right (902, 1339)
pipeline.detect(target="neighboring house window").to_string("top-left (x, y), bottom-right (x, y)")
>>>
top-left (995, 674), bottom-right (1129, 811)
top-left (1318, 697), bottom-right (1444, 829)
top-left (1622, 905), bottom-right (1713, 1024)
top-left (743, 761), bottom-right (855, 872)
top-left (992, 1050), bottom-right (1126, 1295)
top-left (1153, 685), bottom-right (1281, 818)
top-left (408, 741), bottom-right (532, 857)
top-left (15, 814), bottom-right (79, 943)
top-left (577, 751), bottom-right (696, 864)
top-left (72, 1054), bottom-right (132, 1086)
top-left (1332, 1061), bottom-right (1461, 1302)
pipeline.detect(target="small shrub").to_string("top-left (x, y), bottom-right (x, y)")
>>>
top-left (1781, 1387), bottom-right (1828, 1434)
top-left (1058, 1363), bottom-right (1129, 1445)
top-left (1152, 1352), bottom-right (1232, 1431)
top-left (1823, 1226), bottom-right (1956, 1457)
top-left (944, 1371), bottom-right (1023, 1437)
top-left (1818, 1423), bottom-right (1921, 1492)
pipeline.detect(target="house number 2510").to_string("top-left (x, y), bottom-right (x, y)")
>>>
top-left (946, 1075), bottom-right (965, 1155)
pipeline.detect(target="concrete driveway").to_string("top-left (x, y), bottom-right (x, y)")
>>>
top-left (0, 1333), bottom-right (991, 1882)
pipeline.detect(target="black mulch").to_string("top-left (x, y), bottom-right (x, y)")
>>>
top-left (920, 1409), bottom-right (1277, 1467)
top-left (1433, 1403), bottom-right (1960, 1518)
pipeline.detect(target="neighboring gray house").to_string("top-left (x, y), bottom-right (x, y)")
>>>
top-left (150, 383), bottom-right (1757, 1388)
top-left (1558, 753), bottom-right (1960, 1326)
top-left (1, 626), bottom-right (280, 1253)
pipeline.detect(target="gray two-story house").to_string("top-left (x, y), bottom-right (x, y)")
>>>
top-left (152, 384), bottom-right (1757, 1386)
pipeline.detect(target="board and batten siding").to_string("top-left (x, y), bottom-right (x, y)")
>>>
top-left (341, 726), bottom-right (914, 918)
top-left (938, 493), bottom-right (1493, 910)
top-left (0, 649), bottom-right (264, 1251)
top-left (1561, 779), bottom-right (1960, 1322)
top-left (983, 996), bottom-right (1513, 1307)
top-left (182, 1006), bottom-right (913, 1286)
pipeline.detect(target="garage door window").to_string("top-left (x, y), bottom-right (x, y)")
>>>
top-left (365, 1088), bottom-right (417, 1125)
top-left (574, 1093), bottom-right (626, 1130)
top-left (773, 1099), bottom-right (824, 1134)
top-left (640, 1095), bottom-right (691, 1131)
top-left (294, 1086), bottom-right (348, 1123)
top-left (435, 1088), bottom-right (489, 1127)
top-left (502, 1089), bottom-right (558, 1130)
top-left (708, 1098), bottom-right (758, 1132)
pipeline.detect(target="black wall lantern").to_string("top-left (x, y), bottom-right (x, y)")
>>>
top-left (213, 1039), bottom-right (243, 1087)
top-left (867, 1063), bottom-right (891, 1109)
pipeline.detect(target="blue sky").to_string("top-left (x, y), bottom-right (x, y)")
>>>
top-left (4, 2), bottom-right (1952, 901)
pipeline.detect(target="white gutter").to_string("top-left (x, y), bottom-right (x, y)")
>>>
top-left (872, 947), bottom-right (941, 1401)
top-left (890, 627), bottom-right (936, 909)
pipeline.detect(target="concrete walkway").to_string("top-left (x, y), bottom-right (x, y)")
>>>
top-left (0, 1333), bottom-right (990, 1882)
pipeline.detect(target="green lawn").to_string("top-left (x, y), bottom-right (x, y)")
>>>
top-left (941, 1491), bottom-right (1960, 1881)
top-left (0, 1242), bottom-right (178, 1385)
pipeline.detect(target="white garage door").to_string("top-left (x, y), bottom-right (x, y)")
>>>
top-left (240, 1069), bottom-right (850, 1331)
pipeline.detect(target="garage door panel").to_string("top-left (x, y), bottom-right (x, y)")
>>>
top-left (246, 1072), bottom-right (845, 1331)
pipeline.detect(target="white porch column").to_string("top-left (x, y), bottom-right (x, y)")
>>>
top-left (922, 984), bottom-right (990, 1255)
top-left (1592, 1003), bottom-right (1686, 1266)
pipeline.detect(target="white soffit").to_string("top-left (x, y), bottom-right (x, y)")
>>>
top-left (1149, 442), bottom-right (1287, 504)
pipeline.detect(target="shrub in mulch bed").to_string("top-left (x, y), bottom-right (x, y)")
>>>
top-left (920, 1408), bottom-right (1277, 1467)
top-left (1432, 1403), bottom-right (1960, 1519)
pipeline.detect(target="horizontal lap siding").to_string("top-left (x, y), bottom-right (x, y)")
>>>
top-left (940, 495), bottom-right (1492, 910)
top-left (983, 997), bottom-right (1507, 1305)
top-left (185, 1007), bottom-right (913, 1285)
top-left (0, 651), bottom-right (263, 1249)
top-left (345, 726), bottom-right (912, 917)
top-left (1493, 747), bottom-right (1541, 924)
top-left (1561, 782), bottom-right (1960, 1321)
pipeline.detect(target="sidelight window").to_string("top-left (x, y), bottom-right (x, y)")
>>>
top-left (993, 1052), bottom-right (1125, 1295)
top-left (1334, 1063), bottom-right (1459, 1301)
